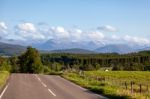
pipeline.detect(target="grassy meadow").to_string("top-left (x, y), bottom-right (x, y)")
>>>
top-left (62, 71), bottom-right (150, 99)
top-left (0, 71), bottom-right (9, 89)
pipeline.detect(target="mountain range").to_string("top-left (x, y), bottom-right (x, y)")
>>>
top-left (0, 42), bottom-right (26, 56)
top-left (50, 48), bottom-right (97, 54)
top-left (95, 44), bottom-right (134, 54)
top-left (33, 39), bottom-right (104, 50)
top-left (0, 41), bottom-right (150, 56)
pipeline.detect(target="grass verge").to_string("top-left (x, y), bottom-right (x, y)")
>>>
top-left (62, 71), bottom-right (150, 99)
top-left (0, 71), bottom-right (9, 90)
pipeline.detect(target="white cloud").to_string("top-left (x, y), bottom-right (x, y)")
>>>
top-left (15, 31), bottom-right (45, 41)
top-left (15, 23), bottom-right (45, 41)
top-left (1, 21), bottom-right (150, 47)
top-left (111, 35), bottom-right (120, 40)
top-left (86, 31), bottom-right (105, 42)
top-left (69, 29), bottom-right (82, 42)
top-left (49, 26), bottom-right (70, 39)
top-left (97, 25), bottom-right (117, 32)
top-left (0, 22), bottom-right (8, 37)
top-left (16, 23), bottom-right (36, 33)
top-left (123, 35), bottom-right (150, 45)
top-left (0, 22), bottom-right (7, 30)
top-left (75, 29), bottom-right (82, 33)
top-left (55, 26), bottom-right (65, 33)
top-left (40, 26), bottom-right (105, 43)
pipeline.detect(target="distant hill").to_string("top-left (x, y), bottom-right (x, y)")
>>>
top-left (136, 47), bottom-right (150, 52)
top-left (33, 39), bottom-right (104, 51)
top-left (34, 39), bottom-right (57, 50)
top-left (95, 44), bottom-right (134, 54)
top-left (50, 48), bottom-right (97, 54)
top-left (1, 41), bottom-right (150, 56)
top-left (0, 42), bottom-right (97, 55)
top-left (0, 42), bottom-right (26, 56)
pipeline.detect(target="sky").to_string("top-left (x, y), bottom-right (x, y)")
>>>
top-left (0, 0), bottom-right (150, 46)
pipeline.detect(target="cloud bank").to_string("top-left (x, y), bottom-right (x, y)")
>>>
top-left (0, 21), bottom-right (150, 46)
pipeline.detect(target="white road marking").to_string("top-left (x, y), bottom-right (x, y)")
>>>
top-left (34, 74), bottom-right (56, 97)
top-left (38, 78), bottom-right (41, 82)
top-left (34, 74), bottom-right (41, 82)
top-left (48, 89), bottom-right (56, 96)
top-left (0, 83), bottom-right (9, 99)
top-left (41, 82), bottom-right (47, 87)
top-left (35, 75), bottom-right (46, 87)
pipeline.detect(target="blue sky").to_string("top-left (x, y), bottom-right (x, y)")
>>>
top-left (0, 0), bottom-right (150, 46)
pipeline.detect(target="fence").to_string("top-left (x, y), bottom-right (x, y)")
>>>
top-left (78, 71), bottom-right (150, 94)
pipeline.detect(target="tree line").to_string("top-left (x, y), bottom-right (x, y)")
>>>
top-left (0, 47), bottom-right (150, 73)
top-left (41, 51), bottom-right (150, 71)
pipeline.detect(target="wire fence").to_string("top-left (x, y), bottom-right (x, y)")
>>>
top-left (77, 71), bottom-right (150, 95)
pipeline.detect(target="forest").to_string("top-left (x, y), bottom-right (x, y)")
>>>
top-left (0, 47), bottom-right (150, 73)
top-left (41, 51), bottom-right (150, 71)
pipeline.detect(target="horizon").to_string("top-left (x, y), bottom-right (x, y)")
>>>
top-left (0, 0), bottom-right (150, 49)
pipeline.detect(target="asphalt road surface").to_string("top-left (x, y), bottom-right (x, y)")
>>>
top-left (0, 74), bottom-right (107, 99)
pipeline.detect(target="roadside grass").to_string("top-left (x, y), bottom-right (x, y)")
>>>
top-left (48, 71), bottom-right (63, 75)
top-left (62, 71), bottom-right (150, 99)
top-left (0, 71), bottom-right (9, 89)
top-left (85, 71), bottom-right (150, 84)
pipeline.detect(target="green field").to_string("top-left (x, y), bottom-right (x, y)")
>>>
top-left (0, 71), bottom-right (9, 89)
top-left (62, 71), bottom-right (150, 99)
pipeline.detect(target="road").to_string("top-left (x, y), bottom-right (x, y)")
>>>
top-left (0, 74), bottom-right (107, 99)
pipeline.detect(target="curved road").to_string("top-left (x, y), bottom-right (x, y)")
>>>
top-left (0, 74), bottom-right (107, 99)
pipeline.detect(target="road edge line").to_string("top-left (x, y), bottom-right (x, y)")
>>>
top-left (0, 83), bottom-right (9, 99)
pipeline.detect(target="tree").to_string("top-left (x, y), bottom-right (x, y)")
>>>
top-left (9, 56), bottom-right (19, 73)
top-left (0, 59), bottom-right (11, 71)
top-left (112, 64), bottom-right (124, 71)
top-left (18, 47), bottom-right (43, 73)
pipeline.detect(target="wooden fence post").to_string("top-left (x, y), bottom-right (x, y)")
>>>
top-left (131, 81), bottom-right (133, 93)
top-left (139, 84), bottom-right (142, 93)
top-left (86, 76), bottom-right (88, 84)
top-left (147, 85), bottom-right (149, 92)
top-left (125, 82), bottom-right (127, 90)
top-left (96, 76), bottom-right (98, 83)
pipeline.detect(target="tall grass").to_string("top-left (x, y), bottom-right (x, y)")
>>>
top-left (0, 71), bottom-right (9, 89)
top-left (62, 71), bottom-right (150, 99)
top-left (85, 71), bottom-right (150, 84)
